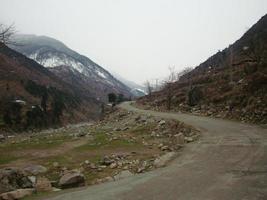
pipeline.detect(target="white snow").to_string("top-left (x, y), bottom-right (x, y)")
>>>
top-left (96, 70), bottom-right (107, 79)
top-left (29, 53), bottom-right (84, 74)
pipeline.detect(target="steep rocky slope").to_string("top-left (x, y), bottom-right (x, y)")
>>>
top-left (138, 14), bottom-right (267, 124)
top-left (0, 43), bottom-right (101, 131)
top-left (10, 34), bottom-right (131, 102)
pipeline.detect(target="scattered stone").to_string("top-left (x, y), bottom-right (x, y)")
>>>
top-left (154, 152), bottom-right (176, 168)
top-left (27, 176), bottom-right (36, 185)
top-left (59, 171), bottom-right (85, 189)
top-left (158, 120), bottom-right (166, 126)
top-left (76, 132), bottom-right (87, 137)
top-left (89, 163), bottom-right (97, 169)
top-left (35, 177), bottom-right (52, 192)
top-left (174, 133), bottom-right (185, 145)
top-left (113, 170), bottom-right (133, 181)
top-left (84, 160), bottom-right (90, 165)
top-left (0, 134), bottom-right (5, 142)
top-left (185, 137), bottom-right (194, 143)
top-left (110, 163), bottom-right (117, 169)
top-left (0, 188), bottom-right (34, 200)
top-left (0, 168), bottom-right (33, 194)
top-left (160, 145), bottom-right (171, 151)
top-left (52, 187), bottom-right (61, 192)
top-left (23, 165), bottom-right (47, 175)
top-left (53, 162), bottom-right (59, 168)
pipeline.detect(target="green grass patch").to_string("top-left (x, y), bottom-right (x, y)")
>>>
top-left (0, 154), bottom-right (20, 164)
top-left (130, 123), bottom-right (155, 135)
top-left (0, 135), bottom-right (72, 152)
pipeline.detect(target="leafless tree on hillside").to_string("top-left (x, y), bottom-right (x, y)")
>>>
top-left (164, 66), bottom-right (177, 110)
top-left (177, 67), bottom-right (193, 81)
top-left (0, 23), bottom-right (16, 45)
top-left (144, 80), bottom-right (152, 97)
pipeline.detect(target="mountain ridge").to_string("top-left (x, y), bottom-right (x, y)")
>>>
top-left (10, 34), bottom-right (132, 102)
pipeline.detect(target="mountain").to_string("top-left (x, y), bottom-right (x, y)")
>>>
top-left (138, 14), bottom-right (267, 124)
top-left (0, 42), bottom-right (102, 131)
top-left (10, 34), bottom-right (131, 102)
top-left (110, 71), bottom-right (147, 97)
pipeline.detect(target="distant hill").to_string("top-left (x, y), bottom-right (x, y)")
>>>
top-left (10, 34), bottom-right (132, 102)
top-left (110, 71), bottom-right (146, 97)
top-left (0, 43), bottom-right (101, 131)
top-left (138, 14), bottom-right (267, 124)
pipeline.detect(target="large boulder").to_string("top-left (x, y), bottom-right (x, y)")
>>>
top-left (23, 165), bottom-right (47, 176)
top-left (59, 171), bottom-right (85, 189)
top-left (154, 152), bottom-right (176, 168)
top-left (0, 168), bottom-right (33, 194)
top-left (35, 177), bottom-right (52, 192)
top-left (0, 188), bottom-right (34, 200)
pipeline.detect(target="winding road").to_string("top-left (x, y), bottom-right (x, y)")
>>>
top-left (47, 102), bottom-right (267, 200)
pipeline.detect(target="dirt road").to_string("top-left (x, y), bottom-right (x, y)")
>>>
top-left (47, 102), bottom-right (267, 200)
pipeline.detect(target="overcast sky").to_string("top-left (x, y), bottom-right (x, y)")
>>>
top-left (0, 0), bottom-right (266, 84)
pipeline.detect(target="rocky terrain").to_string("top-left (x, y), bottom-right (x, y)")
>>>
top-left (138, 14), bottom-right (267, 124)
top-left (0, 107), bottom-right (198, 199)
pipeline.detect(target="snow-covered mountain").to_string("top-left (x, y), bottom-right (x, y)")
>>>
top-left (10, 34), bottom-right (132, 102)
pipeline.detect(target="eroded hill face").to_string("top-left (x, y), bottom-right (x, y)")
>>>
top-left (9, 34), bottom-right (131, 102)
top-left (0, 43), bottom-right (101, 131)
top-left (138, 14), bottom-right (267, 124)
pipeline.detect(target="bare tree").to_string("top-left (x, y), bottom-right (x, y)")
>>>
top-left (144, 80), bottom-right (152, 97)
top-left (177, 67), bottom-right (193, 81)
top-left (0, 23), bottom-right (16, 45)
top-left (164, 67), bottom-right (177, 110)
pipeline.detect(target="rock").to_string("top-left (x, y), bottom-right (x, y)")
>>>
top-left (53, 162), bottom-right (59, 167)
top-left (0, 168), bottom-right (33, 194)
top-left (84, 160), bottom-right (90, 165)
top-left (89, 163), bottom-right (97, 169)
top-left (23, 165), bottom-right (47, 175)
top-left (35, 177), bottom-right (52, 192)
top-left (160, 146), bottom-right (171, 151)
top-left (101, 156), bottom-right (114, 166)
top-left (110, 163), bottom-right (117, 169)
top-left (59, 171), bottom-right (85, 189)
top-left (185, 137), bottom-right (194, 143)
top-left (52, 187), bottom-right (61, 192)
top-left (136, 167), bottom-right (146, 173)
top-left (174, 133), bottom-right (185, 145)
top-left (0, 134), bottom-right (5, 142)
top-left (27, 176), bottom-right (36, 185)
top-left (76, 132), bottom-right (87, 137)
top-left (154, 152), bottom-right (176, 168)
top-left (122, 127), bottom-right (129, 131)
top-left (113, 128), bottom-right (121, 131)
top-left (113, 170), bottom-right (133, 181)
top-left (158, 120), bottom-right (166, 126)
top-left (0, 189), bottom-right (34, 200)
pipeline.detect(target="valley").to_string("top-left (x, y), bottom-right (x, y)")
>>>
top-left (0, 3), bottom-right (266, 200)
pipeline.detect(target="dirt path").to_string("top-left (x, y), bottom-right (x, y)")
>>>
top-left (46, 102), bottom-right (267, 200)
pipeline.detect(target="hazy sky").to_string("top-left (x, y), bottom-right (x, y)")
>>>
top-left (0, 0), bottom-right (266, 84)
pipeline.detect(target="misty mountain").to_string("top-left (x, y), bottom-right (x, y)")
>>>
top-left (110, 71), bottom-right (146, 97)
top-left (10, 34), bottom-right (132, 102)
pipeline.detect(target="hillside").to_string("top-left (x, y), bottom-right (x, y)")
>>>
top-left (0, 43), bottom-right (102, 131)
top-left (9, 34), bottom-right (132, 102)
top-left (138, 14), bottom-right (267, 124)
